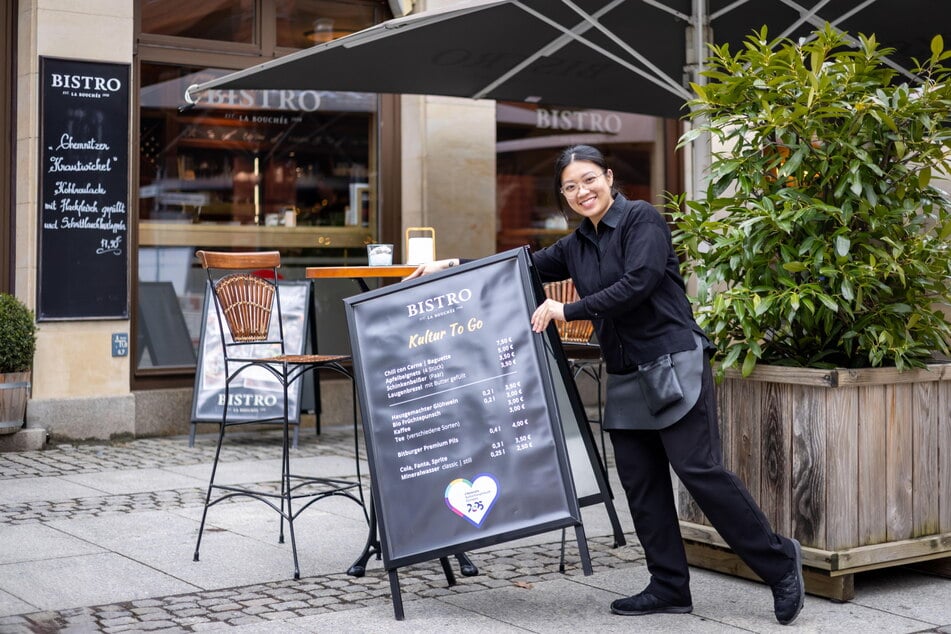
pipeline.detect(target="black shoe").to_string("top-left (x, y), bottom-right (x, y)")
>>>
top-left (455, 553), bottom-right (478, 576)
top-left (610, 590), bottom-right (692, 616)
top-left (772, 538), bottom-right (805, 625)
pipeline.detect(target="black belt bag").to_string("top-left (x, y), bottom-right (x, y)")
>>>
top-left (604, 333), bottom-right (706, 431)
top-left (636, 353), bottom-right (684, 414)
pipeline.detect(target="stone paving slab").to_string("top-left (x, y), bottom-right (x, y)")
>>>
top-left (0, 591), bottom-right (33, 621)
top-left (848, 568), bottom-right (951, 626)
top-left (10, 532), bottom-right (943, 634)
top-left (60, 467), bottom-right (208, 495)
top-left (1, 551), bottom-right (199, 613)
top-left (438, 575), bottom-right (737, 633)
top-left (48, 508), bottom-right (304, 591)
top-left (0, 476), bottom-right (111, 504)
top-left (283, 596), bottom-right (533, 633)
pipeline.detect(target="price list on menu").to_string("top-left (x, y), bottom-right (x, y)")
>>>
top-left (347, 250), bottom-right (580, 568)
top-left (37, 58), bottom-right (130, 320)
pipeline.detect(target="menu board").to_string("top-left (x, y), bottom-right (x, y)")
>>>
top-left (192, 282), bottom-right (311, 424)
top-left (346, 248), bottom-right (583, 569)
top-left (37, 57), bottom-right (130, 320)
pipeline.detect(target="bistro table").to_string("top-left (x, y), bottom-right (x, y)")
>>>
top-left (305, 264), bottom-right (418, 292)
top-left (304, 264), bottom-right (479, 579)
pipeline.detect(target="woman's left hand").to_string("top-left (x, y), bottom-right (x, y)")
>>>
top-left (405, 259), bottom-right (457, 280)
top-left (531, 299), bottom-right (565, 333)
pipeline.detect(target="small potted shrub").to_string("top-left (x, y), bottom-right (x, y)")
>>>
top-left (0, 293), bottom-right (37, 433)
top-left (667, 25), bottom-right (951, 600)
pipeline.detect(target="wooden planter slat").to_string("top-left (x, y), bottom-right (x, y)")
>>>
top-left (734, 377), bottom-right (762, 516)
top-left (914, 381), bottom-right (940, 535)
top-left (792, 383), bottom-right (825, 548)
top-left (838, 363), bottom-right (951, 385)
top-left (678, 362), bottom-right (951, 601)
top-left (886, 383), bottom-right (914, 542)
top-left (858, 384), bottom-right (888, 545)
top-left (761, 380), bottom-right (791, 536)
top-left (825, 386), bottom-right (858, 550)
top-left (942, 379), bottom-right (951, 532)
top-left (682, 520), bottom-right (951, 571)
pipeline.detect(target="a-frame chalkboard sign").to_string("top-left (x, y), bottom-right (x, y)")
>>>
top-left (190, 281), bottom-right (312, 446)
top-left (345, 247), bottom-right (617, 619)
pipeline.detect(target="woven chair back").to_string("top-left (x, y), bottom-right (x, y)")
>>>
top-left (214, 273), bottom-right (276, 342)
top-left (543, 279), bottom-right (594, 344)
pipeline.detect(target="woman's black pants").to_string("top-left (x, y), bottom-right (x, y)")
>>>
top-left (609, 358), bottom-right (795, 604)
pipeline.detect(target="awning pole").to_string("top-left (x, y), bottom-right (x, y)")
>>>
top-left (687, 0), bottom-right (710, 200)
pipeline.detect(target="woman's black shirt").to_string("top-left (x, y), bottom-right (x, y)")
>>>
top-left (531, 193), bottom-right (707, 374)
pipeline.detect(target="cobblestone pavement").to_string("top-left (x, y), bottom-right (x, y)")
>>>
top-left (0, 425), bottom-right (631, 633)
top-left (0, 426), bottom-right (364, 526)
top-left (0, 425), bottom-right (362, 480)
top-left (0, 534), bottom-right (642, 633)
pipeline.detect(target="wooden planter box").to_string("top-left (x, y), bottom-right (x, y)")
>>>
top-left (0, 371), bottom-right (31, 434)
top-left (677, 363), bottom-right (951, 601)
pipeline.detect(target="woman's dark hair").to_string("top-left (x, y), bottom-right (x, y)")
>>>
top-left (552, 144), bottom-right (614, 215)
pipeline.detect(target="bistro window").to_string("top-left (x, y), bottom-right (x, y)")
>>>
top-left (137, 70), bottom-right (378, 372)
top-left (277, 0), bottom-right (379, 48)
top-left (140, 0), bottom-right (256, 43)
top-left (135, 0), bottom-right (391, 376)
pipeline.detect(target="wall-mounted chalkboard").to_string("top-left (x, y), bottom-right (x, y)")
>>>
top-left (37, 57), bottom-right (130, 320)
top-left (345, 249), bottom-right (587, 574)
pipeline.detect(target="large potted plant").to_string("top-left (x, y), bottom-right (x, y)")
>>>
top-left (0, 293), bottom-right (37, 434)
top-left (668, 25), bottom-right (951, 600)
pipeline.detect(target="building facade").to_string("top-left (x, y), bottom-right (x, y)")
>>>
top-left (4, 0), bottom-right (675, 441)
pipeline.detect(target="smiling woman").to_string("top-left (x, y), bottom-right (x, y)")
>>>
top-left (558, 163), bottom-right (614, 226)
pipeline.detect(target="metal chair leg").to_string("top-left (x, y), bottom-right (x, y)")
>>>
top-left (282, 381), bottom-right (301, 579)
top-left (194, 422), bottom-right (226, 562)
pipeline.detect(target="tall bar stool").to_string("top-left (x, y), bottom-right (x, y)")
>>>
top-left (543, 279), bottom-right (606, 458)
top-left (544, 279), bottom-right (614, 568)
top-left (192, 250), bottom-right (365, 580)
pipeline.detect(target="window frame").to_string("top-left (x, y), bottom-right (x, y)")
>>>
top-left (132, 0), bottom-right (398, 387)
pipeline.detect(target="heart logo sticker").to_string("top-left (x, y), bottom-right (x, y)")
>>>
top-left (444, 474), bottom-right (499, 527)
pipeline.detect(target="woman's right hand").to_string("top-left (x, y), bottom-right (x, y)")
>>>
top-left (531, 298), bottom-right (565, 333)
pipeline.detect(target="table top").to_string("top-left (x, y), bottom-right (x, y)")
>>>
top-left (305, 265), bottom-right (418, 279)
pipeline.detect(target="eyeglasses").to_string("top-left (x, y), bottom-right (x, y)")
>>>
top-left (560, 171), bottom-right (606, 196)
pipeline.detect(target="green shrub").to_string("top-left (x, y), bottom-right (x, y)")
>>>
top-left (669, 25), bottom-right (951, 376)
top-left (0, 293), bottom-right (37, 373)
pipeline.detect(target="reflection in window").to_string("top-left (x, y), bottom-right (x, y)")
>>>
top-left (495, 102), bottom-right (657, 253)
top-left (140, 64), bottom-right (374, 227)
top-left (276, 0), bottom-right (381, 48)
top-left (137, 63), bottom-right (378, 371)
top-left (140, 0), bottom-right (255, 42)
